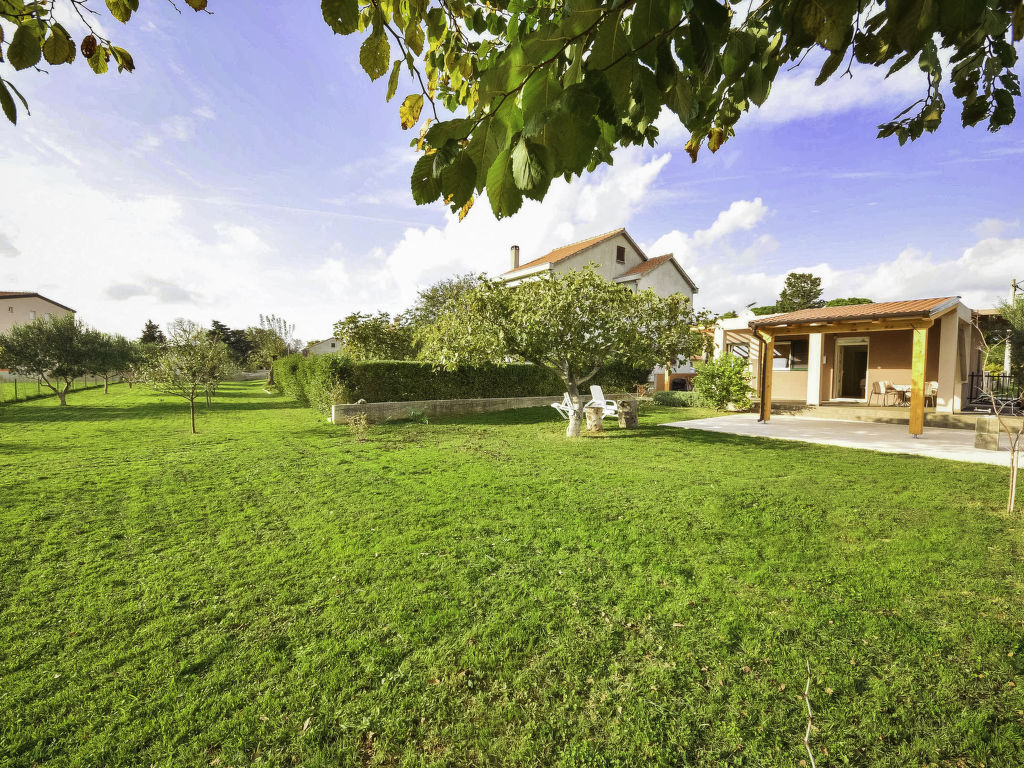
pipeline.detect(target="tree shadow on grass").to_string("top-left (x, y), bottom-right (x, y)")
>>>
top-left (0, 397), bottom-right (305, 424)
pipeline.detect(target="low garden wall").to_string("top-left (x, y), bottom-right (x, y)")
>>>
top-left (329, 393), bottom-right (634, 424)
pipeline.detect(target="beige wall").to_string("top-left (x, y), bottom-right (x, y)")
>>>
top-left (820, 326), bottom-right (941, 401)
top-left (636, 265), bottom-right (694, 301)
top-left (0, 296), bottom-right (73, 335)
top-left (554, 233), bottom-right (645, 281)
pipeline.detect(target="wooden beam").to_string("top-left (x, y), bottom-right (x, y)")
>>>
top-left (759, 332), bottom-right (774, 422)
top-left (755, 318), bottom-right (934, 337)
top-left (909, 326), bottom-right (928, 435)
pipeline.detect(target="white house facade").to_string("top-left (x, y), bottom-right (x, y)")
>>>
top-left (500, 228), bottom-right (698, 302)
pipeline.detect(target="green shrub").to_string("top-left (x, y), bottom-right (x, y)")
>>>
top-left (692, 354), bottom-right (753, 410)
top-left (272, 355), bottom-right (650, 412)
top-left (651, 390), bottom-right (698, 407)
top-left (273, 355), bottom-right (307, 404)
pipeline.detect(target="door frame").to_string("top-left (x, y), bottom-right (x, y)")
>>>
top-left (832, 336), bottom-right (870, 402)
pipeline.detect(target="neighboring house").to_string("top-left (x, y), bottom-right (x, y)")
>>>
top-left (0, 291), bottom-right (75, 335)
top-left (501, 228), bottom-right (700, 390)
top-left (712, 297), bottom-right (987, 435)
top-left (304, 338), bottom-right (341, 357)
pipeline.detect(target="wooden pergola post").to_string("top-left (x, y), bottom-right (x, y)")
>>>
top-left (909, 326), bottom-right (929, 436)
top-left (758, 330), bottom-right (774, 422)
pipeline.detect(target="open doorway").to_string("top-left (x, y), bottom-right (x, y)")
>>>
top-left (834, 338), bottom-right (869, 400)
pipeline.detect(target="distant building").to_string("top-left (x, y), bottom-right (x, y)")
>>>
top-left (304, 338), bottom-right (341, 357)
top-left (0, 292), bottom-right (75, 335)
top-left (501, 228), bottom-right (698, 300)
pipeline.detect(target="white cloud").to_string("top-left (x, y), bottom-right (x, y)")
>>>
top-left (973, 217), bottom-right (1018, 239)
top-left (193, 106), bottom-right (217, 121)
top-left (326, 149), bottom-right (674, 318)
top-left (655, 57), bottom-right (924, 145)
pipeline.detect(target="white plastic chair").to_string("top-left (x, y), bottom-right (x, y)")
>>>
top-left (551, 392), bottom-right (573, 419)
top-left (585, 385), bottom-right (619, 418)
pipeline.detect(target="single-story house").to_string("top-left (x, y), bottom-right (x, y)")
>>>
top-left (713, 297), bottom-right (985, 434)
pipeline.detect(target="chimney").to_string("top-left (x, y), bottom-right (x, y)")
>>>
top-left (510, 244), bottom-right (520, 270)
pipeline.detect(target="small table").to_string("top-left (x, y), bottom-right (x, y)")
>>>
top-left (891, 384), bottom-right (911, 406)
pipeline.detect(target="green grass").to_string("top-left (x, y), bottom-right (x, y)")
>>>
top-left (1, 382), bottom-right (1022, 767)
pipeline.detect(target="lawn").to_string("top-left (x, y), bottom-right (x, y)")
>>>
top-left (1, 382), bottom-right (1022, 767)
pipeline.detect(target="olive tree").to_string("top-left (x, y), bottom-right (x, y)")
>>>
top-left (144, 319), bottom-right (232, 434)
top-left (419, 266), bottom-right (711, 437)
top-left (0, 313), bottom-right (101, 406)
top-left (88, 333), bottom-right (138, 394)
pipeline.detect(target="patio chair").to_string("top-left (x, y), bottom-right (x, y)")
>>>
top-left (551, 392), bottom-right (573, 420)
top-left (925, 381), bottom-right (939, 407)
top-left (585, 385), bottom-right (619, 419)
top-left (868, 380), bottom-right (896, 406)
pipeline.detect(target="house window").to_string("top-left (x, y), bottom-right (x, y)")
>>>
top-left (773, 342), bottom-right (791, 370)
top-left (727, 342), bottom-right (749, 360)
top-left (773, 339), bottom-right (809, 370)
top-left (29, 311), bottom-right (36, 320)
top-left (789, 339), bottom-right (809, 371)
top-left (616, 245), bottom-right (625, 264)
top-left (45, 313), bottom-right (51, 320)
top-left (330, 342), bottom-right (336, 348)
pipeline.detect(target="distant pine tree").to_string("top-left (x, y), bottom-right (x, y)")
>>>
top-left (140, 319), bottom-right (165, 345)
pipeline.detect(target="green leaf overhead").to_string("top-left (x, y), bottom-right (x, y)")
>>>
top-left (42, 25), bottom-right (76, 66)
top-left (317, 0), bottom-right (1024, 218)
top-left (484, 146), bottom-right (522, 219)
top-left (0, 0), bottom-right (1021, 213)
top-left (360, 30), bottom-right (390, 81)
top-left (322, 0), bottom-right (359, 35)
top-left (8, 25), bottom-right (42, 71)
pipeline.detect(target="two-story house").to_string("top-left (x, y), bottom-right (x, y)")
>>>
top-left (501, 228), bottom-right (700, 390)
top-left (0, 291), bottom-right (75, 335)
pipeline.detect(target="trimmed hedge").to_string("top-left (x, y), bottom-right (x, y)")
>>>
top-left (651, 390), bottom-right (699, 407)
top-left (273, 354), bottom-right (649, 413)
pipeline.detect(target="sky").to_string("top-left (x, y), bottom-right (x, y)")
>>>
top-left (1, 4), bottom-right (1022, 343)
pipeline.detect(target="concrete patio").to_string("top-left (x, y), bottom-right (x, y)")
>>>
top-left (662, 413), bottom-right (1016, 467)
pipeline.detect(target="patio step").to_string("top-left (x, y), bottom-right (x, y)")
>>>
top-left (771, 404), bottom-right (988, 431)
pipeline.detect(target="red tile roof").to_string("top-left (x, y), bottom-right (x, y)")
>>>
top-left (505, 228), bottom-right (626, 273)
top-left (751, 297), bottom-right (959, 327)
top-left (616, 254), bottom-right (673, 279)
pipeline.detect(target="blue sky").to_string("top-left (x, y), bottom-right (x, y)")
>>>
top-left (1, 3), bottom-right (1022, 341)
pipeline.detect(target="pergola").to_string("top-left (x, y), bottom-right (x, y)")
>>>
top-left (749, 298), bottom-right (963, 436)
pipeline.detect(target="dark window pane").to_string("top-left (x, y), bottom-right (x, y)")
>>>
top-left (790, 339), bottom-right (809, 370)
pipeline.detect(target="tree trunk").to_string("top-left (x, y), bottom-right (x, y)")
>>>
top-left (57, 389), bottom-right (67, 406)
top-left (103, 376), bottom-right (109, 394)
top-left (190, 398), bottom-right (196, 434)
top-left (1010, 449), bottom-right (1019, 516)
top-left (267, 362), bottom-right (276, 386)
top-left (565, 380), bottom-right (584, 438)
top-left (127, 379), bottom-right (133, 389)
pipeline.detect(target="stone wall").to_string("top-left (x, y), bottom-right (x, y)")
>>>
top-left (329, 394), bottom-right (631, 424)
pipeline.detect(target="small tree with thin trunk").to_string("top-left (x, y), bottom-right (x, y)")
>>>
top-left (975, 311), bottom-right (1023, 515)
top-left (89, 333), bottom-right (137, 394)
top-left (144, 319), bottom-right (232, 434)
top-left (0, 313), bottom-right (101, 406)
top-left (419, 267), bottom-right (711, 437)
